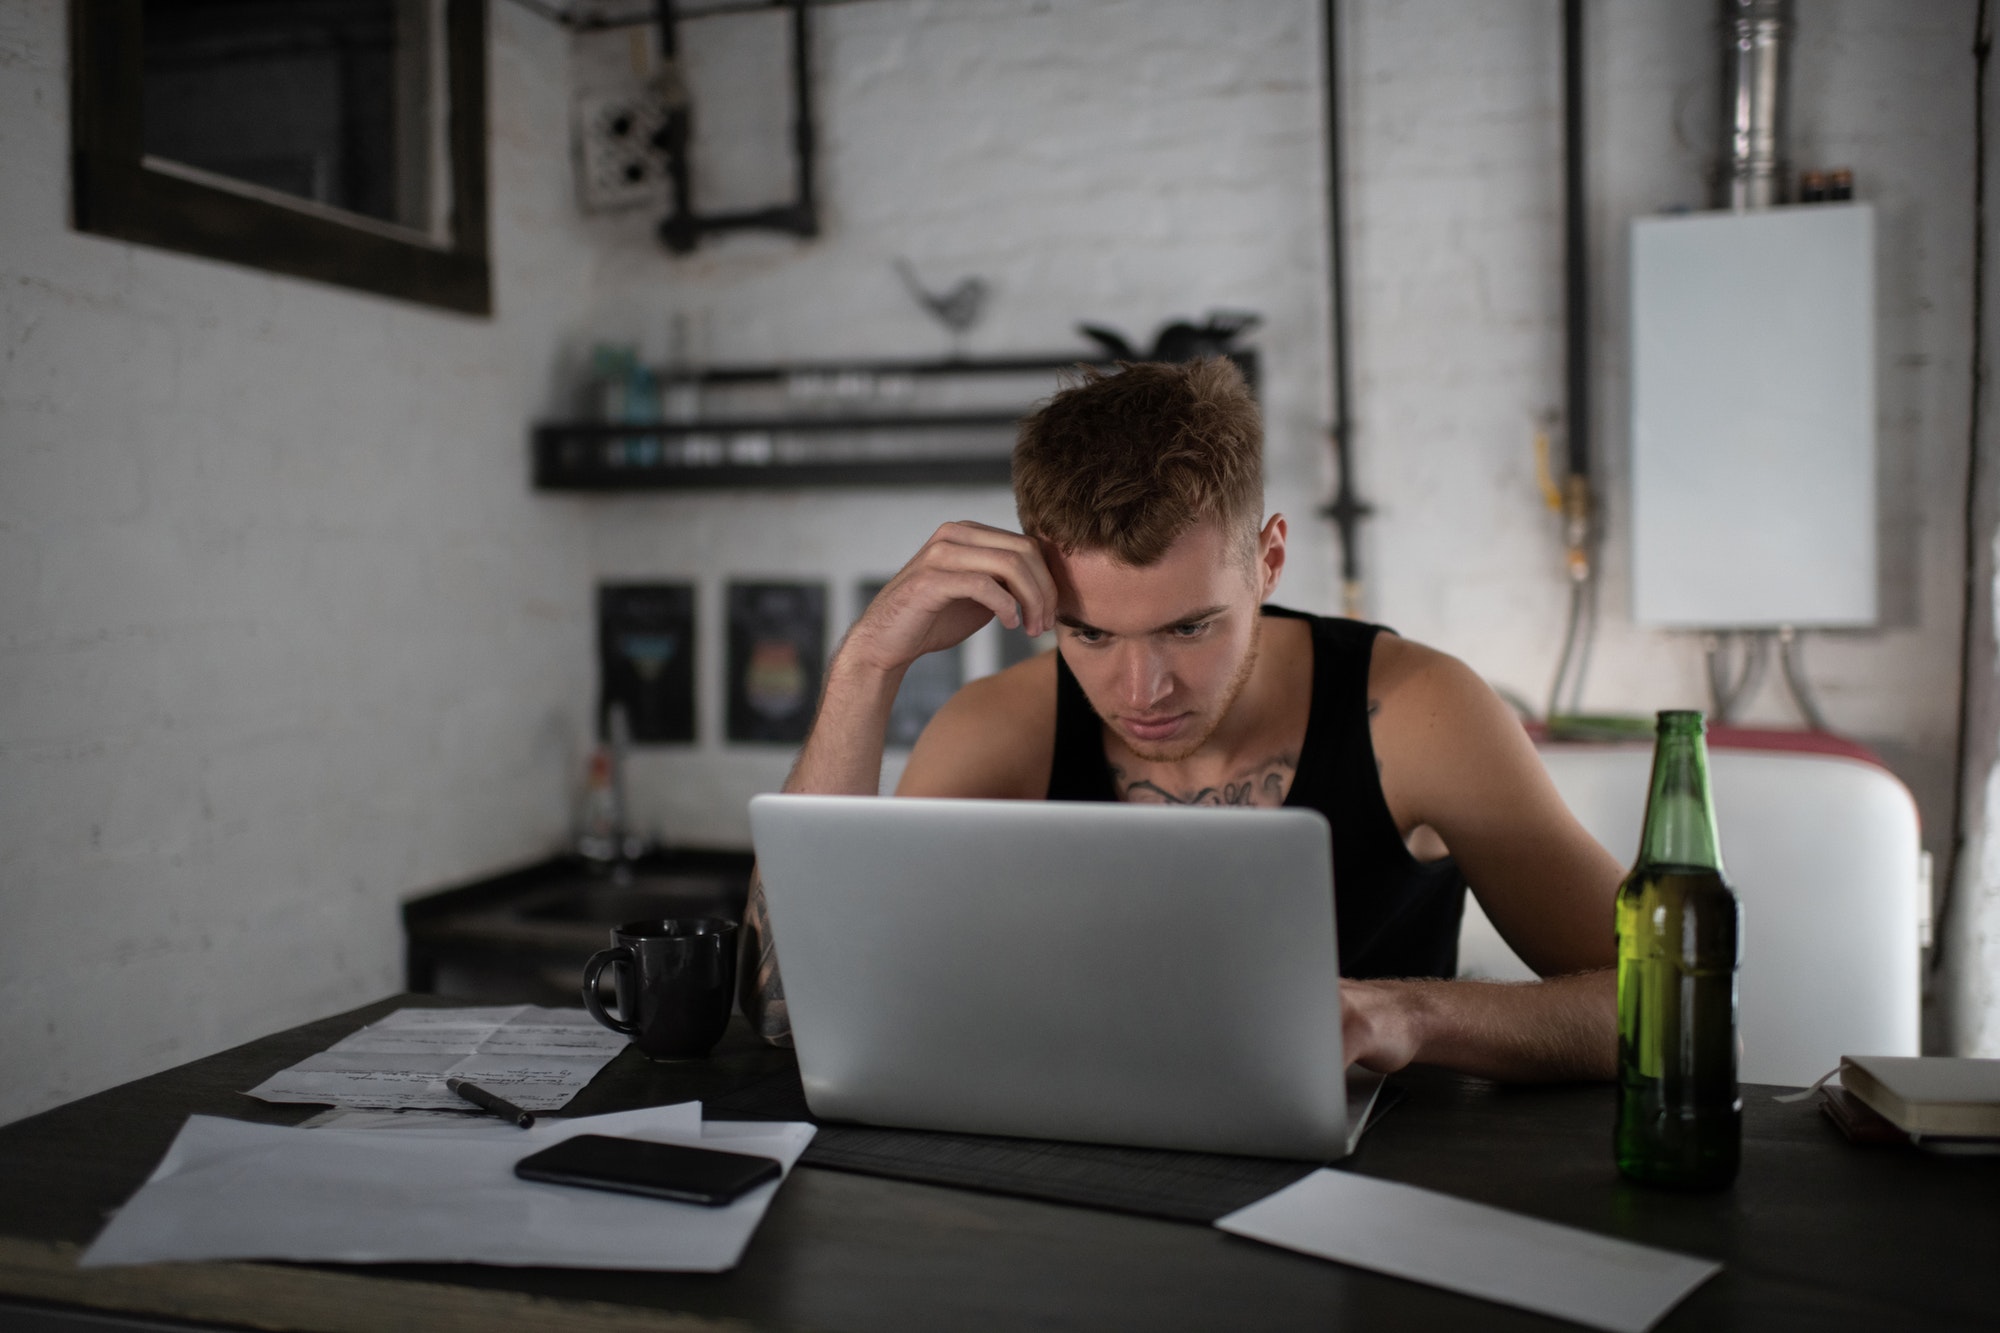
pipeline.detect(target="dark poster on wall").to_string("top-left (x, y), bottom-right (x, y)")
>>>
top-left (727, 582), bottom-right (826, 744)
top-left (858, 579), bottom-right (965, 748)
top-left (598, 583), bottom-right (697, 743)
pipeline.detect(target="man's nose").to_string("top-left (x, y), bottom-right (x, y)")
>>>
top-left (1117, 646), bottom-right (1171, 710)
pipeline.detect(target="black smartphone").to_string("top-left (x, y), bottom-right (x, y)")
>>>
top-left (514, 1134), bottom-right (783, 1207)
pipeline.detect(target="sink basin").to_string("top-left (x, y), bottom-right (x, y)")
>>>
top-left (403, 851), bottom-right (755, 1005)
top-left (518, 873), bottom-right (744, 926)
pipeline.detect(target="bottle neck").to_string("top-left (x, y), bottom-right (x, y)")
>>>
top-left (1636, 724), bottom-right (1725, 873)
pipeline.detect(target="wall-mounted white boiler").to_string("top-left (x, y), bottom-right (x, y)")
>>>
top-left (1629, 204), bottom-right (1876, 629)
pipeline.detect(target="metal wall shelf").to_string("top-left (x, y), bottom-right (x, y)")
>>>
top-left (664, 354), bottom-right (1116, 384)
top-left (529, 348), bottom-right (1257, 492)
top-left (533, 424), bottom-right (1016, 490)
top-left (545, 411), bottom-right (1027, 435)
top-left (533, 351), bottom-right (1100, 491)
top-left (532, 417), bottom-right (1023, 490)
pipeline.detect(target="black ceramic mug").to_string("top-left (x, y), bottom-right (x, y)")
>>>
top-left (582, 918), bottom-right (738, 1060)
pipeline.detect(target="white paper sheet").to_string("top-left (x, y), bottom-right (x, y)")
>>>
top-left (80, 1102), bottom-right (815, 1272)
top-left (1216, 1170), bottom-right (1721, 1333)
top-left (245, 1005), bottom-right (629, 1112)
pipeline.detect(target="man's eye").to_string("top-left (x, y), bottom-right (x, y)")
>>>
top-left (1171, 621), bottom-right (1210, 638)
top-left (1070, 628), bottom-right (1106, 645)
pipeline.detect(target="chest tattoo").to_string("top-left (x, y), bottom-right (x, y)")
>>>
top-left (1110, 751), bottom-right (1300, 807)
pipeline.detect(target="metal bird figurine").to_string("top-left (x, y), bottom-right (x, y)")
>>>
top-left (1078, 311), bottom-right (1263, 364)
top-left (895, 258), bottom-right (989, 355)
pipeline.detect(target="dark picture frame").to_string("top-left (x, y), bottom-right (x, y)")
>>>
top-left (68, 0), bottom-right (492, 316)
top-left (726, 582), bottom-right (825, 745)
top-left (598, 583), bottom-right (697, 745)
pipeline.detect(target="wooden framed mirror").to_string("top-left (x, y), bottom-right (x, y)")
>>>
top-left (69, 0), bottom-right (491, 316)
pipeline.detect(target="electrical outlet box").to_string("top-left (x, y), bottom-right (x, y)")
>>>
top-left (574, 90), bottom-right (670, 213)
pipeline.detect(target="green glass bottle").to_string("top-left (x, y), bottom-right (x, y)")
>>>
top-left (1614, 710), bottom-right (1741, 1189)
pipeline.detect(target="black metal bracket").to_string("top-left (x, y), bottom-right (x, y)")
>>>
top-left (654, 0), bottom-right (818, 254)
top-left (1318, 475), bottom-right (1375, 542)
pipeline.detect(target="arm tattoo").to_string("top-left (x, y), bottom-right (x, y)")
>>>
top-left (1110, 752), bottom-right (1299, 807)
top-left (740, 868), bottom-right (793, 1047)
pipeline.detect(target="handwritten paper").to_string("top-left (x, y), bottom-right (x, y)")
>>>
top-left (1217, 1170), bottom-right (1721, 1333)
top-left (245, 1005), bottom-right (628, 1112)
top-left (81, 1102), bottom-right (815, 1272)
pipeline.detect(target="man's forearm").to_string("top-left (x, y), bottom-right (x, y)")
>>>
top-left (1343, 969), bottom-right (1617, 1082)
top-left (748, 651), bottom-right (904, 1046)
top-left (783, 650), bottom-right (905, 795)
top-left (739, 867), bottom-right (791, 1045)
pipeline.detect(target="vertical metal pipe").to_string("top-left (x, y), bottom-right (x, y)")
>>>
top-left (788, 0), bottom-right (819, 237)
top-left (1719, 0), bottom-right (1792, 210)
top-left (1549, 0), bottom-right (1598, 721)
top-left (1563, 0), bottom-right (1589, 482)
top-left (654, 0), bottom-right (698, 253)
top-left (1939, 0), bottom-right (1995, 972)
top-left (1324, 0), bottom-right (1353, 468)
top-left (1320, 0), bottom-right (1371, 615)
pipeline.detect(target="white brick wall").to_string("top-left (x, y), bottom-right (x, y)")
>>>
top-left (0, 0), bottom-right (1985, 1124)
top-left (579, 0), bottom-right (1975, 876)
top-left (0, 2), bottom-right (606, 1125)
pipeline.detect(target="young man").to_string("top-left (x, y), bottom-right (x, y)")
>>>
top-left (745, 358), bottom-right (1625, 1081)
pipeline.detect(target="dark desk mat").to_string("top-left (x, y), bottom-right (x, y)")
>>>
top-left (704, 1057), bottom-right (1395, 1225)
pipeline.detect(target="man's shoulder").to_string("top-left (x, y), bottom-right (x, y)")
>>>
top-left (896, 650), bottom-right (1057, 799)
top-left (1364, 630), bottom-right (1535, 805)
top-left (1366, 630), bottom-right (1469, 704)
top-left (1268, 611), bottom-right (1463, 712)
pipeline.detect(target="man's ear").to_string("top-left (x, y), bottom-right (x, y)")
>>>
top-left (1256, 514), bottom-right (1287, 600)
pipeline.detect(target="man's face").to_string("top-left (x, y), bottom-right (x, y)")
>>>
top-left (1046, 515), bottom-right (1284, 763)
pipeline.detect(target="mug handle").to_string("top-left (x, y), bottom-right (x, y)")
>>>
top-left (581, 946), bottom-right (636, 1035)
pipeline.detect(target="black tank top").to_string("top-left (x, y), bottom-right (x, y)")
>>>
top-left (1047, 605), bottom-right (1466, 979)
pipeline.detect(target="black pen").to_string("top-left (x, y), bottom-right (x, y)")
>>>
top-left (446, 1076), bottom-right (535, 1128)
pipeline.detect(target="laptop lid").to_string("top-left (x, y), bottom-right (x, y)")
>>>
top-left (749, 794), bottom-right (1350, 1160)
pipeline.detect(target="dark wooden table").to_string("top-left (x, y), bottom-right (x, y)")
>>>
top-left (1, 994), bottom-right (1994, 1332)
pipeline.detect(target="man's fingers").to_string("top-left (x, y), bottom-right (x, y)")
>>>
top-left (894, 563), bottom-right (1021, 631)
top-left (927, 523), bottom-right (1059, 633)
top-left (931, 519), bottom-right (1027, 547)
top-left (916, 539), bottom-right (1052, 635)
top-left (945, 537), bottom-right (1056, 636)
top-left (1338, 979), bottom-right (1418, 1074)
top-left (932, 571), bottom-right (1024, 631)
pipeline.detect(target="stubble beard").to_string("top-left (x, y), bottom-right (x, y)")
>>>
top-left (1115, 613), bottom-right (1264, 765)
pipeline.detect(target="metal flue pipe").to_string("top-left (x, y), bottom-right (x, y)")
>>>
top-left (1320, 0), bottom-right (1372, 617)
top-left (1719, 0), bottom-right (1793, 210)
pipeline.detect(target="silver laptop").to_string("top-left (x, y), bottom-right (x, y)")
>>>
top-left (748, 794), bottom-right (1379, 1160)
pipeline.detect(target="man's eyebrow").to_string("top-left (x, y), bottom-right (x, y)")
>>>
top-left (1055, 605), bottom-right (1231, 635)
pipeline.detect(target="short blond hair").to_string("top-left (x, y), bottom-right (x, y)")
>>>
top-left (1012, 358), bottom-right (1263, 565)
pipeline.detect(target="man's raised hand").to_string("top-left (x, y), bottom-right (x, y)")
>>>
top-left (842, 522), bottom-right (1058, 675)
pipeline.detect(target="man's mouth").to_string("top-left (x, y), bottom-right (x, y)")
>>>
top-left (1120, 712), bottom-right (1191, 743)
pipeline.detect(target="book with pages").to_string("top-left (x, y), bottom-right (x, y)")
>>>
top-left (1837, 1055), bottom-right (2000, 1142)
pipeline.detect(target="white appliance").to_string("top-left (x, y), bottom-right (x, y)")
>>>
top-left (1629, 204), bottom-right (1877, 629)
